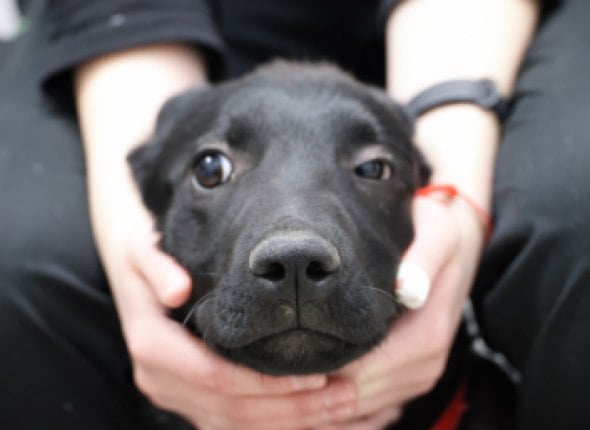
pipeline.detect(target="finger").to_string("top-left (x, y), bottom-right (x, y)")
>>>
top-left (220, 379), bottom-right (355, 428)
top-left (353, 367), bottom-right (436, 418)
top-left (335, 319), bottom-right (426, 386)
top-left (348, 320), bottom-right (448, 382)
top-left (180, 396), bottom-right (333, 430)
top-left (130, 233), bottom-right (192, 308)
top-left (397, 197), bottom-right (458, 300)
top-left (131, 314), bottom-right (328, 396)
top-left (198, 349), bottom-right (329, 395)
top-left (315, 407), bottom-right (402, 430)
top-left (111, 266), bottom-right (176, 337)
top-left (338, 305), bottom-right (455, 393)
top-left (396, 260), bottom-right (431, 309)
top-left (160, 378), bottom-right (355, 430)
top-left (337, 354), bottom-right (435, 419)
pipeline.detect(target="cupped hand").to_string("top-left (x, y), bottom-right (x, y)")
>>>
top-left (108, 227), bottom-right (360, 430)
top-left (315, 194), bottom-right (486, 429)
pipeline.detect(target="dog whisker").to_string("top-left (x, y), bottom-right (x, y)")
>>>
top-left (361, 285), bottom-right (398, 303)
top-left (201, 324), bottom-right (212, 342)
top-left (194, 271), bottom-right (221, 278)
top-left (201, 317), bottom-right (216, 345)
top-left (182, 308), bottom-right (196, 327)
top-left (182, 290), bottom-right (215, 327)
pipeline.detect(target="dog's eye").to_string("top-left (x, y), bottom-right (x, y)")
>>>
top-left (354, 159), bottom-right (393, 180)
top-left (192, 151), bottom-right (233, 189)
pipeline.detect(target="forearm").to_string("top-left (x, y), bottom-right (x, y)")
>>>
top-left (387, 0), bottom-right (539, 209)
top-left (75, 43), bottom-right (207, 272)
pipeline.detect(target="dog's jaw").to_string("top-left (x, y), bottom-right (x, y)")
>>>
top-left (215, 328), bottom-right (384, 375)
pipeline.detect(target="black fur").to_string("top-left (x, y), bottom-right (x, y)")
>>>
top-left (129, 62), bottom-right (430, 375)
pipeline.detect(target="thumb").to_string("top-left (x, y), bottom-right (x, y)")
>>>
top-left (395, 197), bottom-right (458, 309)
top-left (130, 232), bottom-right (192, 308)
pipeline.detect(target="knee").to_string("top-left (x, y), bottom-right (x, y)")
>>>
top-left (477, 125), bottom-right (590, 369)
top-left (492, 140), bottom-right (590, 257)
top-left (0, 174), bottom-right (106, 300)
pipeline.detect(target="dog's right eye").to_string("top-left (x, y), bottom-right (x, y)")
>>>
top-left (192, 151), bottom-right (234, 189)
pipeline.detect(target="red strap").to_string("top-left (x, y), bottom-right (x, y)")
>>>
top-left (415, 184), bottom-right (493, 242)
top-left (430, 384), bottom-right (469, 430)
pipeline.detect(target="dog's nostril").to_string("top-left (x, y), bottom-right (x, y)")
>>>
top-left (261, 262), bottom-right (286, 281)
top-left (249, 231), bottom-right (341, 287)
top-left (306, 261), bottom-right (331, 281)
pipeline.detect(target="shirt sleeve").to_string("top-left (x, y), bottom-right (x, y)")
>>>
top-left (377, 0), bottom-right (564, 30)
top-left (40, 0), bottom-right (224, 94)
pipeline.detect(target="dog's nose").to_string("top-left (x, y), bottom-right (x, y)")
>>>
top-left (249, 231), bottom-right (341, 301)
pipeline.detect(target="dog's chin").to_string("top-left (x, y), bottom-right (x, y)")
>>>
top-left (212, 328), bottom-right (383, 375)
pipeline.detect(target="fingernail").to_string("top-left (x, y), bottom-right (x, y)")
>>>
top-left (396, 261), bottom-right (431, 309)
top-left (323, 404), bottom-right (355, 422)
top-left (291, 375), bottom-right (326, 391)
top-left (323, 385), bottom-right (356, 408)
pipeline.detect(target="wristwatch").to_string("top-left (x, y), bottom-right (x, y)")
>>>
top-left (406, 79), bottom-right (509, 121)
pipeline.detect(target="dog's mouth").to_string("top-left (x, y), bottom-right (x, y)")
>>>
top-left (213, 327), bottom-right (381, 375)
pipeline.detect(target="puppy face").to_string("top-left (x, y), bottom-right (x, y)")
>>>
top-left (129, 62), bottom-right (429, 375)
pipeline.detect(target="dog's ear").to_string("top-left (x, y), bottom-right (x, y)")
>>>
top-left (368, 88), bottom-right (431, 189)
top-left (128, 86), bottom-right (210, 218)
top-left (392, 100), bottom-right (432, 188)
top-left (411, 145), bottom-right (432, 188)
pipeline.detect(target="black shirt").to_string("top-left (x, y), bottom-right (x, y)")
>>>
top-left (40, 0), bottom-right (560, 96)
top-left (41, 0), bottom-right (390, 93)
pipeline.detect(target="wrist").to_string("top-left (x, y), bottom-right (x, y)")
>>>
top-left (75, 43), bottom-right (208, 271)
top-left (86, 158), bottom-right (154, 264)
top-left (414, 104), bottom-right (499, 210)
top-left (416, 184), bottom-right (492, 243)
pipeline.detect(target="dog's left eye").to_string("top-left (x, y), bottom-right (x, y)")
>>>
top-left (192, 151), bottom-right (234, 189)
top-left (354, 159), bottom-right (393, 180)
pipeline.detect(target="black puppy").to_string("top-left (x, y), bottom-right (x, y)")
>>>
top-left (129, 62), bottom-right (429, 376)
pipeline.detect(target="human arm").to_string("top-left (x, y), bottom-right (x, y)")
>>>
top-left (318, 0), bottom-right (540, 428)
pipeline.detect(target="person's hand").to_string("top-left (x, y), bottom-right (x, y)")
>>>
top-left (109, 225), bottom-right (360, 430)
top-left (314, 193), bottom-right (486, 429)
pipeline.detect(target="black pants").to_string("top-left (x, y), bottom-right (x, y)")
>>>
top-left (1, 1), bottom-right (589, 429)
top-left (472, 2), bottom-right (590, 427)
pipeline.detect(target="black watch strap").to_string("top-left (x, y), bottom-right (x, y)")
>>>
top-left (406, 79), bottom-right (509, 121)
